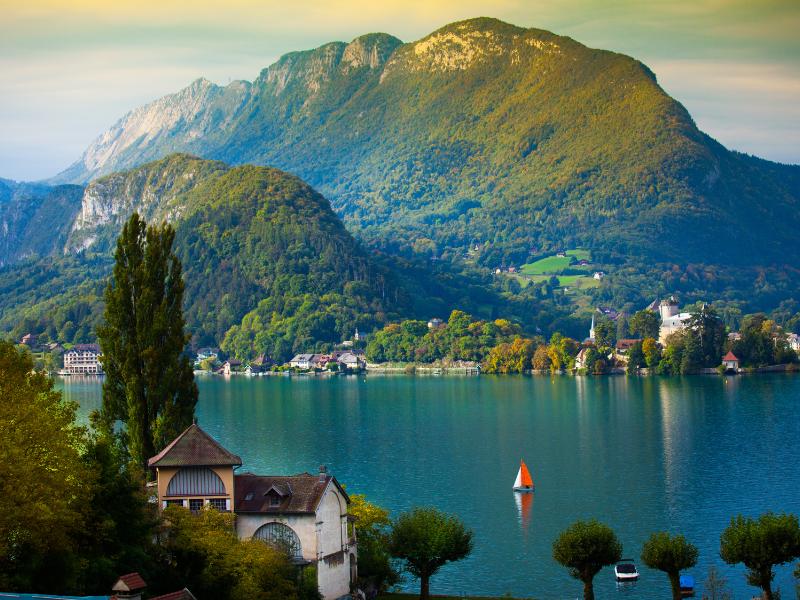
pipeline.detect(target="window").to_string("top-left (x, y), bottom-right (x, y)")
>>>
top-left (165, 499), bottom-right (184, 507)
top-left (253, 523), bottom-right (302, 557)
top-left (245, 493), bottom-right (253, 501)
top-left (208, 498), bottom-right (226, 511)
top-left (189, 499), bottom-right (204, 511)
top-left (269, 493), bottom-right (281, 507)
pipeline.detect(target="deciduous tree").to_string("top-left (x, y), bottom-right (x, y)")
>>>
top-left (640, 532), bottom-right (699, 600)
top-left (552, 518), bottom-right (622, 600)
top-left (96, 213), bottom-right (198, 475)
top-left (629, 310), bottom-right (660, 341)
top-left (388, 506), bottom-right (474, 600)
top-left (349, 495), bottom-right (402, 590)
top-left (719, 511), bottom-right (800, 600)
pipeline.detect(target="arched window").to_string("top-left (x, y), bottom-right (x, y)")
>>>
top-left (253, 522), bottom-right (303, 558)
top-left (166, 467), bottom-right (226, 496)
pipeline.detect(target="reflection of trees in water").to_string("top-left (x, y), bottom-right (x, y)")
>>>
top-left (254, 522), bottom-right (302, 558)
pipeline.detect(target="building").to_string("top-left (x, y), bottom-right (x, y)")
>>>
top-left (584, 315), bottom-right (596, 344)
top-left (353, 328), bottom-right (368, 342)
top-left (593, 271), bottom-right (605, 280)
top-left (578, 259), bottom-right (590, 266)
top-left (337, 353), bottom-right (365, 369)
top-left (21, 333), bottom-right (38, 347)
top-left (658, 297), bottom-right (691, 344)
top-left (722, 351), bottom-right (739, 371)
top-left (149, 425), bottom-right (356, 600)
top-left (220, 360), bottom-right (242, 374)
top-left (63, 343), bottom-right (104, 374)
top-left (557, 251), bottom-right (566, 257)
top-left (428, 318), bottom-right (443, 328)
top-left (788, 333), bottom-right (800, 352)
top-left (615, 339), bottom-right (642, 354)
top-left (196, 347), bottom-right (220, 363)
top-left (290, 354), bottom-right (315, 369)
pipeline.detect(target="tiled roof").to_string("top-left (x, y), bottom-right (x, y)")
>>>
top-left (615, 339), bottom-right (641, 350)
top-left (234, 473), bottom-right (349, 513)
top-left (148, 424), bottom-right (243, 468)
top-left (723, 351), bottom-right (739, 361)
top-left (66, 343), bottom-right (101, 353)
top-left (113, 572), bottom-right (147, 591)
top-left (291, 354), bottom-right (315, 361)
top-left (151, 589), bottom-right (197, 600)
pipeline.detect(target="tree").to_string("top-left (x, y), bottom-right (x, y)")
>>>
top-left (719, 511), bottom-right (800, 600)
top-left (640, 532), bottom-right (699, 600)
top-left (687, 305), bottom-right (726, 367)
top-left (388, 506), bottom-right (474, 600)
top-left (629, 310), bottom-right (660, 341)
top-left (594, 321), bottom-right (615, 352)
top-left (200, 357), bottom-right (220, 372)
top-left (701, 566), bottom-right (733, 600)
top-left (626, 340), bottom-right (646, 374)
top-left (552, 518), bottom-right (622, 600)
top-left (349, 495), bottom-right (402, 590)
top-left (0, 340), bottom-right (92, 590)
top-left (642, 338), bottom-right (661, 369)
top-left (96, 213), bottom-right (199, 475)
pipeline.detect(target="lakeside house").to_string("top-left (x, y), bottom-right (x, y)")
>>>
top-left (220, 359), bottom-right (242, 374)
top-left (723, 351), bottom-right (740, 371)
top-left (64, 343), bottom-right (104, 375)
top-left (290, 354), bottom-right (315, 369)
top-left (149, 425), bottom-right (356, 600)
top-left (615, 339), bottom-right (642, 354)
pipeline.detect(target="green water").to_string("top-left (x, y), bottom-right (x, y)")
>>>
top-left (58, 373), bottom-right (800, 599)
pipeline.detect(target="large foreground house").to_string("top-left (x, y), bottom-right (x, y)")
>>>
top-left (63, 343), bottom-right (104, 374)
top-left (149, 425), bottom-right (356, 600)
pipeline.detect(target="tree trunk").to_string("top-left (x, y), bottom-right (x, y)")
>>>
top-left (420, 575), bottom-right (430, 600)
top-left (668, 572), bottom-right (682, 600)
top-left (582, 577), bottom-right (594, 600)
top-left (762, 582), bottom-right (773, 600)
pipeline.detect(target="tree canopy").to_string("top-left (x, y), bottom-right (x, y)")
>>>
top-left (388, 506), bottom-right (474, 600)
top-left (640, 532), bottom-right (699, 600)
top-left (552, 518), bottom-right (622, 600)
top-left (96, 212), bottom-right (198, 474)
top-left (719, 511), bottom-right (800, 600)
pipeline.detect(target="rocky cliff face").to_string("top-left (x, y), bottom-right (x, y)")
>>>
top-left (54, 78), bottom-right (251, 184)
top-left (0, 185), bottom-right (84, 266)
top-left (66, 154), bottom-right (230, 254)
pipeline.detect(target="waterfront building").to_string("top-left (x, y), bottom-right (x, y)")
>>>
top-left (63, 343), bottom-right (104, 374)
top-left (149, 425), bottom-right (356, 600)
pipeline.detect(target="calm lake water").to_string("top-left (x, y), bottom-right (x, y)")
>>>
top-left (57, 373), bottom-right (800, 600)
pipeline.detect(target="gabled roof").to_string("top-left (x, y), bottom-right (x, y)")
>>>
top-left (148, 424), bottom-right (242, 468)
top-left (291, 354), bottom-right (315, 361)
top-left (723, 351), bottom-right (739, 361)
top-left (234, 473), bottom-right (349, 514)
top-left (151, 590), bottom-right (197, 600)
top-left (66, 343), bottom-right (101, 353)
top-left (112, 572), bottom-right (147, 592)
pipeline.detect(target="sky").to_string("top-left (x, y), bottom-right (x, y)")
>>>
top-left (1, 0), bottom-right (798, 182)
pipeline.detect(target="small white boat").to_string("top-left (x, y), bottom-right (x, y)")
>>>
top-left (513, 460), bottom-right (534, 492)
top-left (615, 559), bottom-right (639, 581)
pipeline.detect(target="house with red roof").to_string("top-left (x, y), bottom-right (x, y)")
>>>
top-left (149, 425), bottom-right (356, 600)
top-left (722, 351), bottom-right (739, 372)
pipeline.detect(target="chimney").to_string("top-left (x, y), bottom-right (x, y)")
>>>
top-left (319, 465), bottom-right (327, 481)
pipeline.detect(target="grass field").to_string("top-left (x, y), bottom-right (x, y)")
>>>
top-left (519, 250), bottom-right (590, 275)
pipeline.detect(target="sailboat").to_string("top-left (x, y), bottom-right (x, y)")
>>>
top-left (513, 460), bottom-right (535, 492)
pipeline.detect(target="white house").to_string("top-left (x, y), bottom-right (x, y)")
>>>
top-left (63, 343), bottom-right (104, 375)
top-left (149, 425), bottom-right (357, 600)
top-left (428, 318), bottom-right (444, 328)
top-left (593, 271), bottom-right (605, 280)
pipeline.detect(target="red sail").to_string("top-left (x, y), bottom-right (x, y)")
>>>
top-left (520, 460), bottom-right (533, 487)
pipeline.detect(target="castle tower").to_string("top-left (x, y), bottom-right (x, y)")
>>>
top-left (659, 297), bottom-right (679, 321)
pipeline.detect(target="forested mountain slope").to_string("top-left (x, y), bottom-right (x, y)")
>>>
top-left (3, 154), bottom-right (411, 357)
top-left (50, 18), bottom-right (800, 270)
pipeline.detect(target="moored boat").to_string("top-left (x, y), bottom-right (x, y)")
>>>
top-left (513, 460), bottom-right (534, 492)
top-left (680, 575), bottom-right (695, 597)
top-left (615, 558), bottom-right (639, 581)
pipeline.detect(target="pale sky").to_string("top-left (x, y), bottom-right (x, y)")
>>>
top-left (1, 0), bottom-right (798, 182)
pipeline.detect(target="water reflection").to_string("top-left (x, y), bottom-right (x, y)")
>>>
top-left (514, 491), bottom-right (533, 532)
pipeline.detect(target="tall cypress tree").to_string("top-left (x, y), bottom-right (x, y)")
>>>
top-left (97, 213), bottom-right (198, 475)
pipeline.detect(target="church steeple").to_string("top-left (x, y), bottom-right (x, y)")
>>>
top-left (590, 315), bottom-right (596, 341)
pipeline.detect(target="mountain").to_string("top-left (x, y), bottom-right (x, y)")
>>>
top-left (3, 154), bottom-right (411, 358)
top-left (48, 18), bottom-right (800, 273)
top-left (0, 185), bottom-right (84, 266)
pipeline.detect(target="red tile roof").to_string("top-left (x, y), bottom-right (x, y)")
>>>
top-left (234, 473), bottom-right (349, 513)
top-left (151, 589), bottom-right (196, 600)
top-left (113, 572), bottom-right (147, 591)
top-left (148, 424), bottom-right (243, 468)
top-left (723, 351), bottom-right (739, 361)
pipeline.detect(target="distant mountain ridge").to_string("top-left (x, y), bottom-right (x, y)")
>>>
top-left (44, 17), bottom-right (800, 272)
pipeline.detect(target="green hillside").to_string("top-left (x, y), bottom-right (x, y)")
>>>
top-left (2, 155), bottom-right (412, 360)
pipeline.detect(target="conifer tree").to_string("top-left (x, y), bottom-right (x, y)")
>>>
top-left (96, 213), bottom-right (198, 475)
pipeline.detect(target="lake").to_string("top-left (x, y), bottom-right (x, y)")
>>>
top-left (57, 373), bottom-right (800, 600)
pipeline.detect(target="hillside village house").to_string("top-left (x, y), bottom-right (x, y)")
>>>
top-left (195, 347), bottom-right (219, 365)
top-left (64, 343), bottom-right (104, 374)
top-left (353, 328), bottom-right (368, 342)
top-left (149, 425), bottom-right (356, 600)
top-left (21, 333), bottom-right (38, 346)
top-left (428, 318), bottom-right (443, 328)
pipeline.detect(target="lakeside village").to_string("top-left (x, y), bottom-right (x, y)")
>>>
top-left (19, 298), bottom-right (800, 378)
